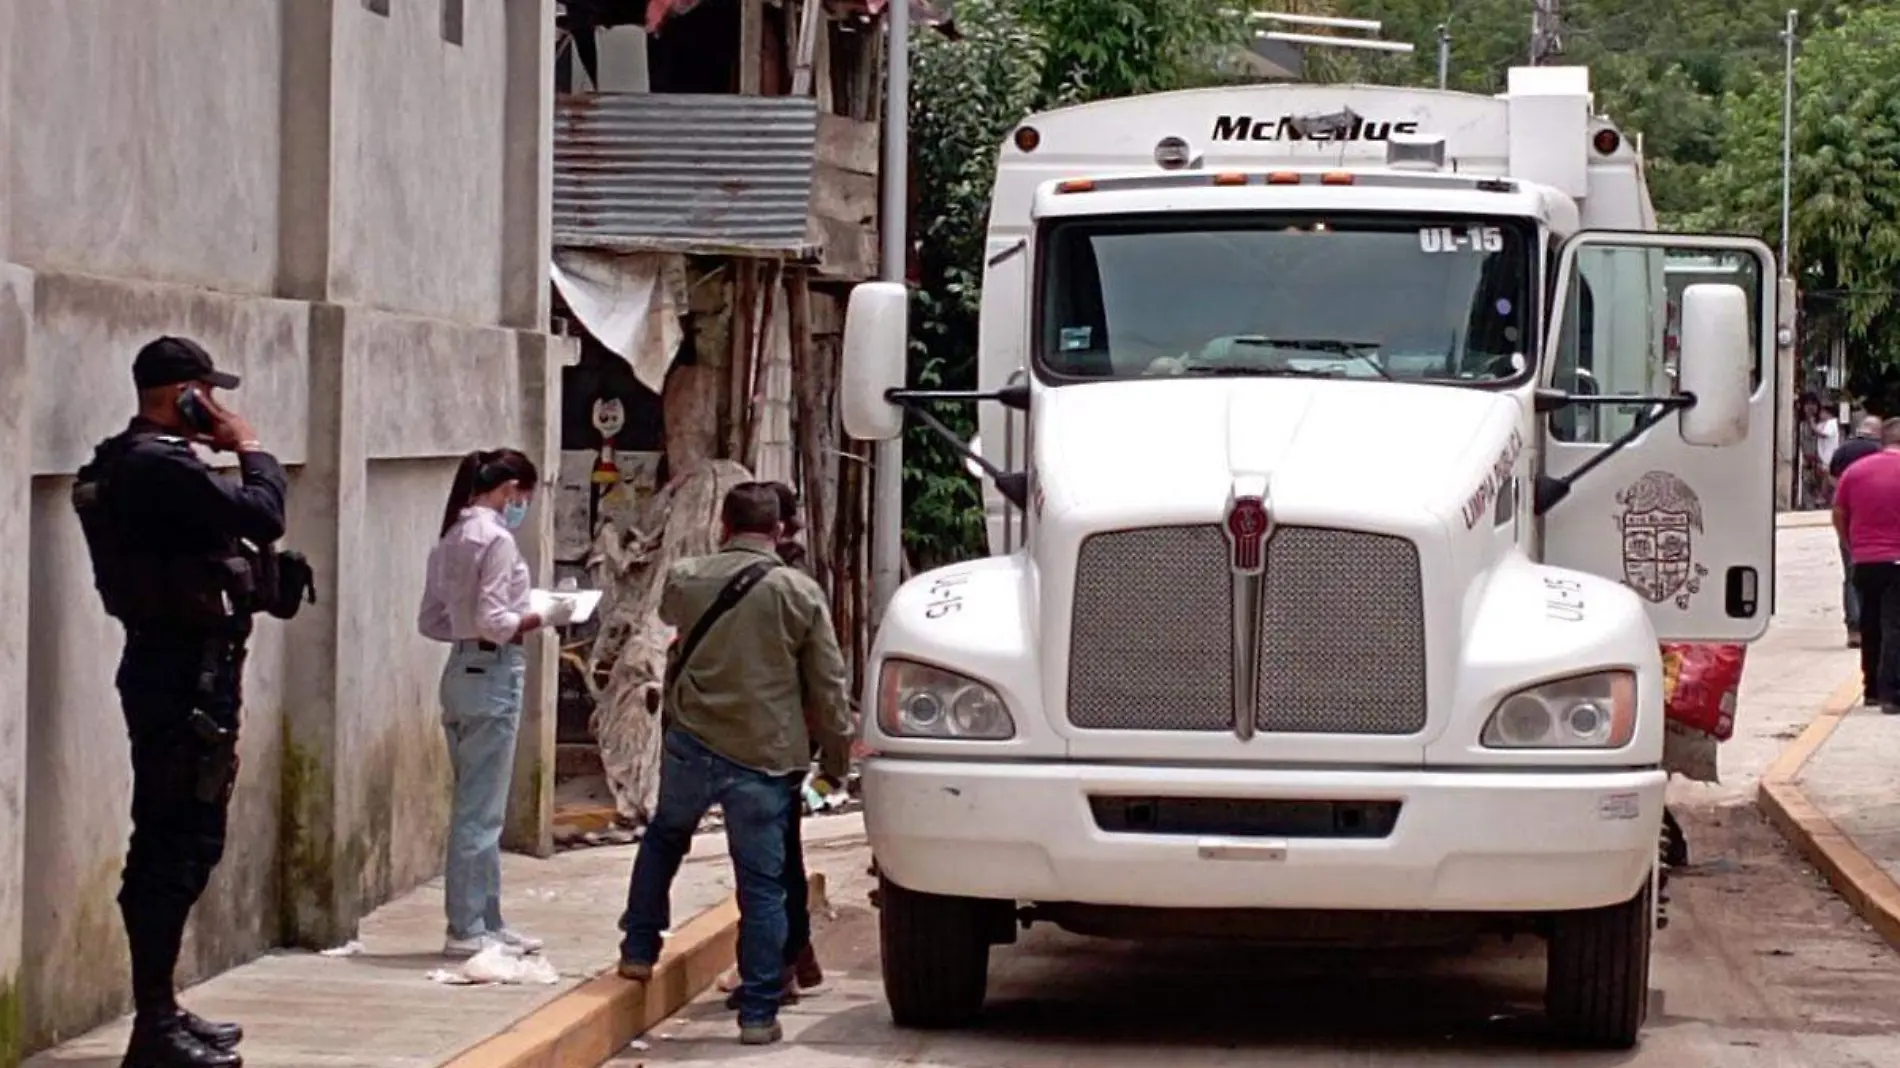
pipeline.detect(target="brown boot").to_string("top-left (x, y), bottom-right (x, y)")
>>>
top-left (792, 944), bottom-right (824, 990)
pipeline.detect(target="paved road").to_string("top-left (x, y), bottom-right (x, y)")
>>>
top-left (617, 526), bottom-right (1900, 1067)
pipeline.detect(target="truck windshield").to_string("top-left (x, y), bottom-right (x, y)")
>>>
top-left (1037, 213), bottom-right (1535, 384)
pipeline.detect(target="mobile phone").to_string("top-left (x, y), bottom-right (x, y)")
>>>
top-left (177, 387), bottom-right (217, 436)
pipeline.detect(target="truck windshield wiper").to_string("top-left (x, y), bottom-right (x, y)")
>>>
top-left (1228, 337), bottom-right (1396, 380)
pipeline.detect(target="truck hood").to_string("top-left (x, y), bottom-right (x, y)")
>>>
top-left (1034, 377), bottom-right (1525, 531)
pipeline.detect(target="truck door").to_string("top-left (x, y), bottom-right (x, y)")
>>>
top-left (1540, 232), bottom-right (1778, 642)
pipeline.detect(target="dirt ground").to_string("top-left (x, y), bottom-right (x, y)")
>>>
top-left (610, 798), bottom-right (1900, 1067)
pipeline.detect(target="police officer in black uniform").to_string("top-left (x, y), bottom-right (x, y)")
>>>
top-left (73, 337), bottom-right (289, 1068)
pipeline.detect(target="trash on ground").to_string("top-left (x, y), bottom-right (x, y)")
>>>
top-left (424, 943), bottom-right (561, 986)
top-left (318, 940), bottom-right (366, 957)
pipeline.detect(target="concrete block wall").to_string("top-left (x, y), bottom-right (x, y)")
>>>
top-left (0, 0), bottom-right (569, 1058)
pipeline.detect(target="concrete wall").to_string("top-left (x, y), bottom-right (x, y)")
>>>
top-left (0, 1), bottom-right (569, 1058)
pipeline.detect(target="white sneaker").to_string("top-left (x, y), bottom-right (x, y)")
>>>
top-left (442, 933), bottom-right (502, 958)
top-left (492, 927), bottom-right (544, 953)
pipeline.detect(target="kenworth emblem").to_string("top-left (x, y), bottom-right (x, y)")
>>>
top-left (1224, 494), bottom-right (1273, 575)
top-left (1225, 478), bottom-right (1273, 740)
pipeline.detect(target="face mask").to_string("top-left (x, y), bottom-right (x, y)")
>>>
top-left (501, 499), bottom-right (528, 530)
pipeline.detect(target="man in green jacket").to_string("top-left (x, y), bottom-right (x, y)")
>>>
top-left (615, 482), bottom-right (854, 1046)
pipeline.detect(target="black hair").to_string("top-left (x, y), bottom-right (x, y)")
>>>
top-left (765, 481), bottom-right (802, 531)
top-left (722, 482), bottom-right (783, 537)
top-left (441, 448), bottom-right (539, 536)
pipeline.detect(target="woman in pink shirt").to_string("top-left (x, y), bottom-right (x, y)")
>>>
top-left (417, 449), bottom-right (574, 955)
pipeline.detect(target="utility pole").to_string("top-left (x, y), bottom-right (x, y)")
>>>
top-left (871, 0), bottom-right (910, 624)
top-left (1778, 8), bottom-right (1796, 280)
top-left (1436, 23), bottom-right (1450, 88)
top-left (1530, 0), bottom-right (1563, 66)
top-left (1775, 8), bottom-right (1799, 512)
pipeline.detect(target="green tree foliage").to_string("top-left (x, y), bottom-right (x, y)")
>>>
top-left (902, 0), bottom-right (1245, 567)
top-left (1693, 2), bottom-right (1900, 405)
top-left (1334, 1), bottom-right (1849, 222)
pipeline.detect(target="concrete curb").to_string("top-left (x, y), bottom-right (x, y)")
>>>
top-left (1757, 676), bottom-right (1900, 950)
top-left (440, 872), bottom-right (829, 1068)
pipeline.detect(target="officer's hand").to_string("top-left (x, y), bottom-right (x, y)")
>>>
top-left (542, 596), bottom-right (578, 628)
top-left (203, 394), bottom-right (260, 453)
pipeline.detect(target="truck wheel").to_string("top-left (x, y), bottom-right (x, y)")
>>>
top-left (1545, 884), bottom-right (1652, 1049)
top-left (878, 875), bottom-right (990, 1029)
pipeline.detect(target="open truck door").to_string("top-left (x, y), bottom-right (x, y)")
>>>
top-left (1539, 232), bottom-right (1778, 642)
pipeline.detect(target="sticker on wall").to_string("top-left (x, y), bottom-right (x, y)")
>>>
top-left (1615, 470), bottom-right (1709, 609)
top-left (590, 397), bottom-right (628, 511)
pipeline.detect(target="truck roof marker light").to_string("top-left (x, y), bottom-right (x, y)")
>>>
top-left (1212, 172), bottom-right (1248, 186)
top-left (1265, 172), bottom-right (1301, 185)
top-left (1013, 126), bottom-right (1041, 153)
top-left (1056, 178), bottom-right (1095, 194)
top-left (1592, 128), bottom-right (1622, 156)
top-left (1320, 172), bottom-right (1355, 186)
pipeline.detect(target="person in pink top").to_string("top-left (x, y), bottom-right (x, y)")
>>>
top-left (417, 448), bottom-right (575, 955)
top-left (1834, 417), bottom-right (1900, 713)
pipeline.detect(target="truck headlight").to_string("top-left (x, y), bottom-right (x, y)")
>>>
top-left (1480, 670), bottom-right (1636, 749)
top-left (877, 659), bottom-right (1016, 740)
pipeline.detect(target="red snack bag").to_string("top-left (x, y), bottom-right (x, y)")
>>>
top-left (1659, 642), bottom-right (1746, 741)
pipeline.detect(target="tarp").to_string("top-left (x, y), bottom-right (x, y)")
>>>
top-left (550, 249), bottom-right (687, 394)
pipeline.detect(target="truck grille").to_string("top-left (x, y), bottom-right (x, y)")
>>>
top-left (1067, 525), bottom-right (1427, 735)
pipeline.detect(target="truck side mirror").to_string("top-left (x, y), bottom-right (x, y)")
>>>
top-left (1676, 282), bottom-right (1752, 447)
top-left (841, 281), bottom-right (909, 441)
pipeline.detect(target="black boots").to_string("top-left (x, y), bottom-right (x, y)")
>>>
top-left (177, 1010), bottom-right (243, 1050)
top-left (120, 1011), bottom-right (243, 1068)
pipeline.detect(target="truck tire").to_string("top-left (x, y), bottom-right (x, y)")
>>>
top-left (1545, 884), bottom-right (1652, 1049)
top-left (878, 875), bottom-right (990, 1029)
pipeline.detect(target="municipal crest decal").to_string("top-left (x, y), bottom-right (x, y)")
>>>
top-left (1615, 470), bottom-right (1708, 609)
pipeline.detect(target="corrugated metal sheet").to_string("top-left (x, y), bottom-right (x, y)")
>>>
top-left (554, 93), bottom-right (819, 257)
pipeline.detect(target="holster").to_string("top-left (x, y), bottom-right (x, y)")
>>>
top-left (187, 641), bottom-right (240, 804)
top-left (248, 544), bottom-right (318, 621)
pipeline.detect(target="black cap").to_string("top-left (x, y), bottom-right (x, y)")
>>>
top-left (132, 336), bottom-right (241, 391)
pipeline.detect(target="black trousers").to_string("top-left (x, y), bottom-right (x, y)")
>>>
top-left (782, 787), bottom-right (810, 963)
top-left (1854, 562), bottom-right (1900, 703)
top-left (116, 628), bottom-right (247, 1021)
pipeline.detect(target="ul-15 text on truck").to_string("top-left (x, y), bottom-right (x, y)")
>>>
top-left (838, 66), bottom-right (1777, 1050)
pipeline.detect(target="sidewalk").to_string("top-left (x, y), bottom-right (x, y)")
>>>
top-left (1680, 520), bottom-right (1860, 806)
top-left (25, 812), bottom-right (867, 1068)
top-left (1756, 518), bottom-right (1900, 953)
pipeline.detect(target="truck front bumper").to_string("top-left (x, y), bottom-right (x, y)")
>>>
top-left (863, 758), bottom-right (1663, 913)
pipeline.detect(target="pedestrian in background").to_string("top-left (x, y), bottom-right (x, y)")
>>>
top-left (72, 337), bottom-right (289, 1068)
top-left (1832, 414), bottom-right (1885, 647)
top-left (617, 482), bottom-right (854, 1046)
top-left (1834, 418), bottom-right (1900, 713)
top-left (418, 448), bottom-right (575, 957)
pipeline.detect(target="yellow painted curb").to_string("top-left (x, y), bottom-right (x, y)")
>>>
top-left (442, 872), bottom-right (829, 1068)
top-left (1757, 675), bottom-right (1900, 950)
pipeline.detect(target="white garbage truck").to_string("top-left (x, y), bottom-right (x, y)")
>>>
top-left (836, 66), bottom-right (1778, 1049)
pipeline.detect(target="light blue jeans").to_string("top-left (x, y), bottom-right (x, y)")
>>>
top-left (440, 640), bottom-right (526, 940)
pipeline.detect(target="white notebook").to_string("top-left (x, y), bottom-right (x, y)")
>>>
top-left (529, 588), bottom-right (603, 625)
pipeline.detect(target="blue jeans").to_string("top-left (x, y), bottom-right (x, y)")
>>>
top-left (621, 729), bottom-right (796, 1026)
top-left (440, 640), bottom-right (525, 939)
top-left (1844, 534), bottom-right (1862, 631)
